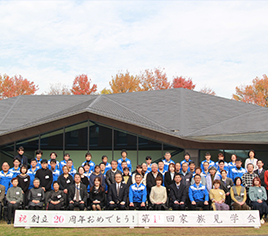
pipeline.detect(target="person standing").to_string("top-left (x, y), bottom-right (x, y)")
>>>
top-left (244, 150), bottom-right (258, 171)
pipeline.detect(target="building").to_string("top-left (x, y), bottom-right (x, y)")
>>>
top-left (0, 88), bottom-right (268, 168)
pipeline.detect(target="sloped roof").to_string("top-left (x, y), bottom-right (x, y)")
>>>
top-left (0, 88), bottom-right (266, 143)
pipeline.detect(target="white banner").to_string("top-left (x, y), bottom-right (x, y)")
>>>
top-left (14, 210), bottom-right (260, 228)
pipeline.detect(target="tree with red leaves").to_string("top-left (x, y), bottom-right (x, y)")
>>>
top-left (199, 86), bottom-right (216, 95)
top-left (140, 68), bottom-right (171, 91)
top-left (71, 74), bottom-right (97, 95)
top-left (109, 71), bottom-right (140, 93)
top-left (0, 74), bottom-right (38, 99)
top-left (233, 74), bottom-right (268, 107)
top-left (171, 76), bottom-right (195, 90)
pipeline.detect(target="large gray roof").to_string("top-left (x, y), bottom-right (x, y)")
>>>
top-left (0, 88), bottom-right (267, 143)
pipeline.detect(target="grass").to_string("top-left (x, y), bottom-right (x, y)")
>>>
top-left (0, 220), bottom-right (267, 236)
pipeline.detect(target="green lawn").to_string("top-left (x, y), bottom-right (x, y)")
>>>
top-left (0, 221), bottom-right (267, 236)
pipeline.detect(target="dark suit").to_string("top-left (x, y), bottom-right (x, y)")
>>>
top-left (220, 177), bottom-right (233, 205)
top-left (15, 155), bottom-right (28, 167)
top-left (169, 182), bottom-right (187, 210)
top-left (164, 172), bottom-right (175, 190)
top-left (106, 169), bottom-right (122, 188)
top-left (146, 172), bottom-right (163, 194)
top-left (254, 169), bottom-right (266, 187)
top-left (122, 174), bottom-right (132, 189)
top-left (108, 182), bottom-right (128, 210)
top-left (68, 183), bottom-right (88, 210)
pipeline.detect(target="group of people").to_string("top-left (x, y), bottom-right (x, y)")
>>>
top-left (1, 147), bottom-right (268, 225)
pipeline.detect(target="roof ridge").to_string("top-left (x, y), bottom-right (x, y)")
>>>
top-left (9, 97), bottom-right (95, 130)
top-left (88, 94), bottom-right (102, 108)
top-left (185, 106), bottom-right (264, 137)
top-left (0, 96), bottom-right (21, 126)
top-left (101, 95), bottom-right (170, 131)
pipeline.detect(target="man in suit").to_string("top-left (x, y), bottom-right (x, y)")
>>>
top-left (106, 160), bottom-right (122, 189)
top-left (169, 174), bottom-right (187, 210)
top-left (146, 163), bottom-right (163, 195)
top-left (108, 173), bottom-right (128, 210)
top-left (254, 159), bottom-right (266, 187)
top-left (68, 174), bottom-right (88, 210)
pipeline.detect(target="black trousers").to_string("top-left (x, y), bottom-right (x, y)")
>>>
top-left (251, 201), bottom-right (268, 219)
top-left (129, 202), bottom-right (146, 210)
top-left (191, 201), bottom-right (209, 210)
top-left (172, 203), bottom-right (186, 210)
top-left (28, 205), bottom-right (42, 210)
top-left (7, 202), bottom-right (20, 221)
top-left (48, 202), bottom-right (63, 210)
top-left (109, 203), bottom-right (126, 210)
top-left (69, 201), bottom-right (85, 210)
top-left (152, 204), bottom-right (167, 210)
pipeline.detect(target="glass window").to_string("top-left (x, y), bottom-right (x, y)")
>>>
top-left (138, 137), bottom-right (162, 164)
top-left (89, 122), bottom-right (112, 150)
top-left (40, 128), bottom-right (63, 150)
top-left (15, 136), bottom-right (40, 161)
top-left (0, 142), bottom-right (15, 166)
top-left (65, 121), bottom-right (88, 150)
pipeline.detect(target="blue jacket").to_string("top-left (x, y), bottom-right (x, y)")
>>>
top-left (189, 183), bottom-right (209, 202)
top-left (104, 163), bottom-right (112, 173)
top-left (201, 160), bottom-right (215, 172)
top-left (68, 166), bottom-right (77, 179)
top-left (215, 161), bottom-right (229, 170)
top-left (129, 183), bottom-right (147, 203)
top-left (180, 159), bottom-right (192, 171)
top-left (10, 167), bottom-right (20, 178)
top-left (27, 167), bottom-right (39, 189)
top-left (228, 162), bottom-right (236, 170)
top-left (229, 167), bottom-right (247, 182)
top-left (82, 160), bottom-right (95, 172)
top-left (163, 159), bottom-right (175, 172)
top-left (118, 158), bottom-right (132, 172)
top-left (35, 158), bottom-right (42, 169)
top-left (59, 160), bottom-right (67, 173)
top-left (48, 159), bottom-right (59, 170)
top-left (0, 170), bottom-right (13, 194)
top-left (49, 167), bottom-right (61, 190)
top-left (147, 164), bottom-right (152, 173)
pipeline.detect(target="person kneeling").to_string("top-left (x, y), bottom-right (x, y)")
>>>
top-left (89, 177), bottom-right (105, 210)
top-left (108, 173), bottom-right (128, 210)
top-left (129, 174), bottom-right (147, 210)
top-left (47, 181), bottom-right (65, 210)
top-left (69, 174), bottom-right (87, 210)
top-left (28, 178), bottom-right (45, 210)
top-left (6, 177), bottom-right (23, 224)
top-left (209, 179), bottom-right (229, 210)
top-left (169, 174), bottom-right (187, 210)
top-left (189, 174), bottom-right (209, 210)
top-left (149, 176), bottom-right (167, 210)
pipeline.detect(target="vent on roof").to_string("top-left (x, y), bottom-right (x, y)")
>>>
top-left (171, 129), bottom-right (180, 132)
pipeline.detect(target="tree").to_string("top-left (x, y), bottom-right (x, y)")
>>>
top-left (140, 68), bottom-right (171, 91)
top-left (71, 74), bottom-right (97, 95)
top-left (232, 74), bottom-right (268, 107)
top-left (45, 83), bottom-right (71, 95)
top-left (0, 74), bottom-right (38, 99)
top-left (171, 76), bottom-right (195, 90)
top-left (100, 88), bottom-right (112, 94)
top-left (199, 86), bottom-right (216, 95)
top-left (109, 71), bottom-right (140, 93)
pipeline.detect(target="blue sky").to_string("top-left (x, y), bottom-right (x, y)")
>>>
top-left (0, 0), bottom-right (267, 99)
